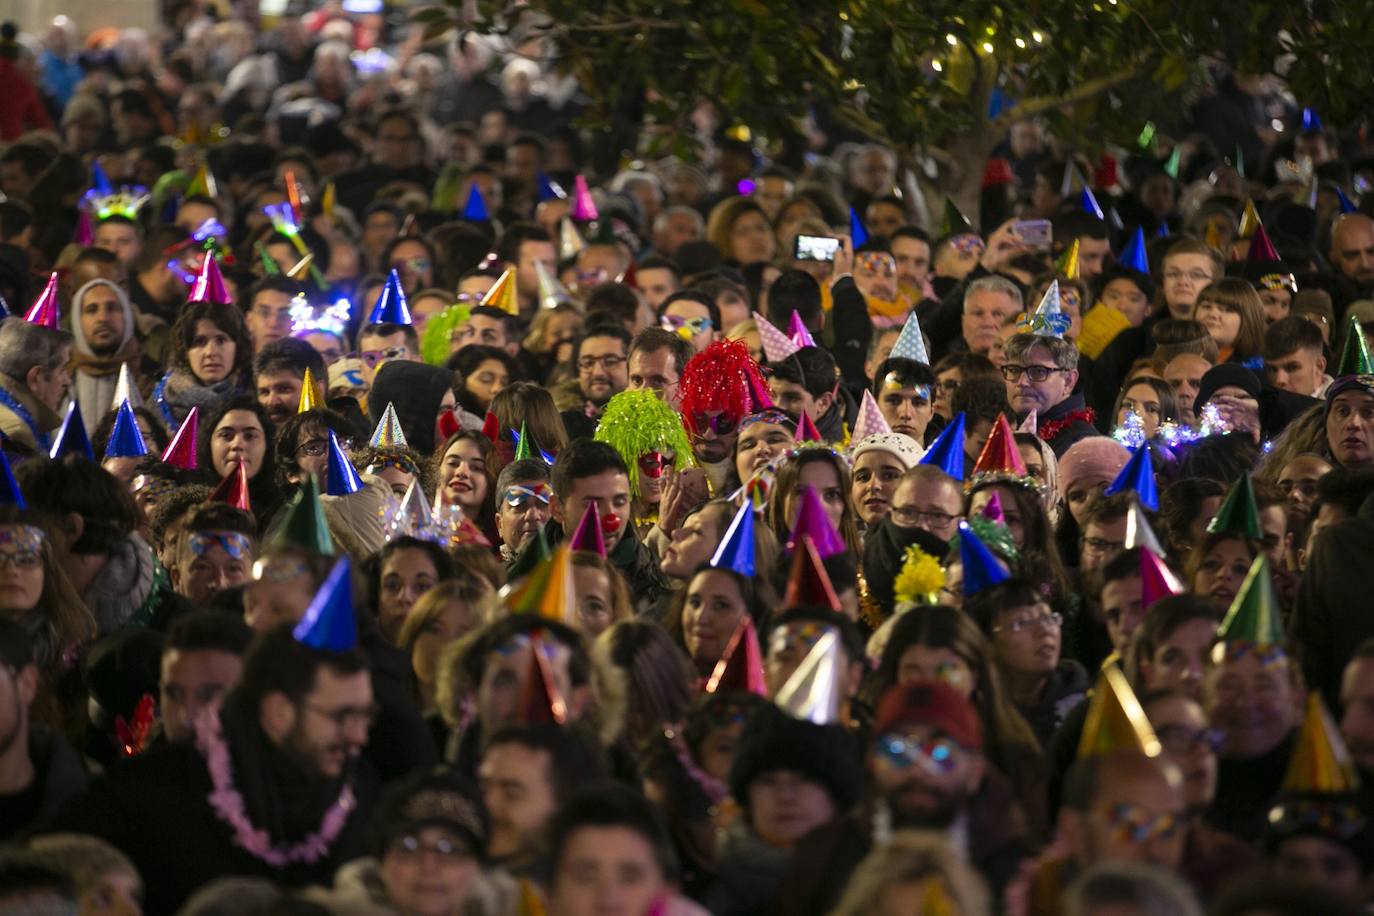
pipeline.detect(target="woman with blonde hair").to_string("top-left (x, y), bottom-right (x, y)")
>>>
top-left (705, 197), bottom-right (777, 266)
top-left (828, 830), bottom-right (992, 916)
top-left (521, 302), bottom-right (582, 382)
top-left (397, 576), bottom-right (496, 715)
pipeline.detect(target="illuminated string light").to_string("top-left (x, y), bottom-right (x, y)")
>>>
top-left (946, 33), bottom-right (958, 45)
top-left (932, 60), bottom-right (944, 71)
top-left (1032, 30), bottom-right (1045, 42)
top-left (981, 41), bottom-right (994, 53)
top-left (1015, 37), bottom-right (1026, 48)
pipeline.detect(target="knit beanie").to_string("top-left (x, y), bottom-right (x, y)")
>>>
top-left (729, 704), bottom-right (864, 813)
top-left (1194, 363), bottom-right (1262, 415)
top-left (368, 361), bottom-right (456, 457)
top-left (1057, 437), bottom-right (1130, 496)
top-left (852, 432), bottom-right (925, 470)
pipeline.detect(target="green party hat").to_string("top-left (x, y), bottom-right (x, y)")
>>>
top-left (1215, 554), bottom-right (1284, 651)
top-left (1206, 473), bottom-right (1261, 539)
top-left (268, 475), bottom-right (335, 555)
top-left (1337, 313), bottom-right (1374, 376)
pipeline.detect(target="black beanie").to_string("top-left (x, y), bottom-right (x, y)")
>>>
top-left (369, 360), bottom-right (456, 457)
top-left (729, 704), bottom-right (864, 813)
top-left (1194, 363), bottom-right (1262, 415)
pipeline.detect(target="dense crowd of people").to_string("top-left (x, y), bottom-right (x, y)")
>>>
top-left (2, 6), bottom-right (1374, 916)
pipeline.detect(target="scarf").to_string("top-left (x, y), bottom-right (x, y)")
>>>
top-left (1039, 407), bottom-right (1096, 444)
top-left (82, 535), bottom-right (156, 636)
top-left (156, 368), bottom-right (242, 427)
top-left (72, 345), bottom-right (142, 436)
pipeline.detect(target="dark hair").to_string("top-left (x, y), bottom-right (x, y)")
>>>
top-left (357, 321), bottom-right (420, 354)
top-left (657, 290), bottom-right (721, 334)
top-left (1093, 263), bottom-right (1156, 305)
top-left (583, 283), bottom-right (640, 325)
top-left (365, 536), bottom-right (456, 616)
top-left (951, 375), bottom-right (1012, 425)
top-left (235, 625), bottom-right (368, 712)
top-left (183, 503), bottom-right (257, 540)
top-left (551, 439), bottom-right (628, 500)
top-left (964, 578), bottom-right (1047, 636)
top-left (274, 408), bottom-right (359, 484)
top-left (871, 357), bottom-right (937, 394)
top-left (15, 456), bottom-right (138, 556)
top-left (1158, 477), bottom-right (1227, 559)
top-left (571, 323), bottom-right (633, 366)
top-left (165, 610), bottom-right (253, 657)
top-left (448, 344), bottom-right (522, 415)
top-left (891, 225), bottom-right (932, 247)
top-left (495, 222), bottom-right (552, 265)
top-left (172, 301), bottom-right (253, 382)
top-left (195, 394), bottom-right (278, 486)
top-left (247, 276), bottom-right (305, 306)
top-left (1100, 546), bottom-right (1142, 588)
top-left (629, 327), bottom-right (693, 378)
top-left (636, 254), bottom-right (680, 279)
top-left (766, 269), bottom-right (823, 330)
top-left (770, 347), bottom-right (838, 398)
top-left (462, 614), bottom-right (589, 689)
top-left (485, 724), bottom-right (606, 806)
top-left (1263, 314), bottom-right (1326, 360)
top-left (0, 616), bottom-right (34, 671)
top-left (1172, 434), bottom-right (1261, 484)
top-left (0, 200), bottom-right (32, 241)
top-left (253, 336), bottom-right (325, 383)
top-left (92, 404), bottom-right (168, 459)
top-left (546, 782), bottom-right (678, 882)
top-left (1080, 492), bottom-right (1142, 529)
top-left (1309, 468), bottom-right (1374, 523)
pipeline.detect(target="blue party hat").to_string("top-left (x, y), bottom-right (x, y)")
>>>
top-left (709, 499), bottom-right (756, 576)
top-left (105, 401), bottom-right (148, 458)
top-left (367, 270), bottom-right (412, 325)
top-left (1336, 187), bottom-right (1359, 215)
top-left (919, 413), bottom-right (966, 481)
top-left (91, 161), bottom-right (113, 197)
top-left (1103, 442), bottom-right (1158, 511)
top-left (849, 207), bottom-right (869, 248)
top-left (889, 311), bottom-right (930, 364)
top-left (0, 450), bottom-right (25, 509)
top-left (1155, 222), bottom-right (1170, 239)
top-left (50, 402), bottom-right (93, 461)
top-left (1301, 107), bottom-right (1324, 133)
top-left (1119, 227), bottom-right (1149, 274)
top-left (292, 556), bottom-right (357, 651)
top-left (958, 520), bottom-right (1011, 596)
top-left (536, 172), bottom-right (565, 202)
top-left (1081, 186), bottom-right (1105, 221)
top-left (461, 184), bottom-right (490, 222)
top-left (325, 429), bottom-right (363, 496)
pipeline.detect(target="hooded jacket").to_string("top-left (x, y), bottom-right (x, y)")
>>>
top-left (69, 279), bottom-right (140, 436)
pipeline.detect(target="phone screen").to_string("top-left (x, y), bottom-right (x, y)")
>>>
top-left (794, 234), bottom-right (841, 261)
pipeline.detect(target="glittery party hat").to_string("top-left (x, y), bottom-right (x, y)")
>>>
top-left (753, 310), bottom-right (800, 363)
top-left (296, 367), bottom-right (322, 413)
top-left (1215, 554), bottom-right (1284, 649)
top-left (568, 500), bottom-right (606, 558)
top-left (1118, 227), bottom-right (1149, 274)
top-left (783, 533), bottom-right (842, 611)
top-left (970, 413), bottom-right (1027, 480)
top-left (1103, 443), bottom-right (1158, 511)
top-left (505, 545), bottom-right (575, 624)
top-left (112, 363), bottom-right (142, 411)
top-left (774, 630), bottom-right (844, 725)
top-left (889, 310), bottom-right (929, 363)
top-left (1207, 473), bottom-right (1261, 538)
top-left (1024, 280), bottom-right (1069, 339)
top-left (919, 413), bottom-right (966, 481)
top-left (709, 499), bottom-right (756, 577)
top-left (369, 403), bottom-right (409, 448)
top-left (23, 273), bottom-right (60, 328)
top-left (787, 311), bottom-right (816, 349)
top-left (105, 401), bottom-right (148, 459)
top-left (209, 460), bottom-right (252, 513)
top-left (1238, 199), bottom-right (1262, 239)
top-left (1337, 313), bottom-right (1374, 376)
top-left (957, 520), bottom-right (1011, 596)
top-left (1055, 239), bottom-right (1080, 280)
top-left (850, 390), bottom-right (891, 442)
top-left (48, 402), bottom-right (92, 461)
top-left (188, 254), bottom-right (231, 305)
top-left (1283, 693), bottom-right (1361, 794)
top-left (534, 260), bottom-right (572, 310)
top-left (325, 430), bottom-right (363, 496)
top-left (704, 615), bottom-right (767, 696)
top-left (391, 478), bottom-right (436, 541)
top-left (1077, 664), bottom-right (1162, 758)
top-left (479, 269), bottom-right (519, 316)
top-left (787, 486), bottom-right (846, 558)
top-left (293, 557), bottom-right (357, 652)
top-left (368, 270), bottom-right (412, 325)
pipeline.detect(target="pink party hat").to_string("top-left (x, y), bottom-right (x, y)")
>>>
top-left (568, 500), bottom-right (606, 558)
top-left (787, 310), bottom-right (816, 348)
top-left (571, 175), bottom-right (599, 222)
top-left (1017, 410), bottom-right (1038, 435)
top-left (795, 411), bottom-right (823, 443)
top-left (160, 407), bottom-right (199, 470)
top-left (979, 491), bottom-right (1006, 524)
top-left (24, 273), bottom-right (60, 328)
top-left (1140, 547), bottom-right (1183, 608)
top-left (850, 389), bottom-right (892, 442)
top-left (74, 210), bottom-right (94, 247)
top-left (787, 485), bottom-right (846, 558)
top-left (752, 310), bottom-right (800, 363)
top-left (188, 254), bottom-right (231, 305)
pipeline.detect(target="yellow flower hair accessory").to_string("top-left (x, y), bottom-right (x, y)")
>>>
top-left (894, 544), bottom-right (946, 605)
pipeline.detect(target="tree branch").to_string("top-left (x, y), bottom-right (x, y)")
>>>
top-left (993, 63), bottom-right (1149, 129)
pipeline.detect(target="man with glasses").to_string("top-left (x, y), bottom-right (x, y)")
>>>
top-left (560, 324), bottom-right (631, 439)
top-left (1002, 331), bottom-right (1098, 457)
top-left (890, 465), bottom-right (963, 541)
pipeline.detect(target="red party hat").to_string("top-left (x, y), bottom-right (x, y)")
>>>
top-left (704, 615), bottom-right (768, 696)
top-left (160, 407), bottom-right (199, 470)
top-left (782, 534), bottom-right (842, 611)
top-left (208, 460), bottom-right (252, 513)
top-left (970, 413), bottom-right (1028, 480)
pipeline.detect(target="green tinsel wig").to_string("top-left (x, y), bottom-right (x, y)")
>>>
top-left (421, 303), bottom-right (471, 366)
top-left (593, 389), bottom-right (696, 497)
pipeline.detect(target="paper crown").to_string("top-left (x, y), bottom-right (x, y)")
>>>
top-left (47, 402), bottom-right (91, 461)
top-left (209, 460), bottom-right (252, 513)
top-left (1077, 664), bottom-right (1163, 758)
top-left (1140, 546), bottom-right (1183, 608)
top-left (505, 545), bottom-right (575, 624)
top-left (795, 411), bottom-right (823, 443)
top-left (0, 450), bottom-right (25, 508)
top-left (1215, 554), bottom-right (1284, 650)
top-left (1248, 224), bottom-right (1282, 263)
top-left (570, 174), bottom-right (598, 222)
top-left (709, 499), bottom-right (757, 577)
top-left (558, 217), bottom-right (587, 260)
top-left (1207, 473), bottom-right (1261, 539)
top-left (461, 184), bottom-right (490, 222)
top-left (24, 273), bottom-right (60, 328)
top-left (480, 269), bottom-right (520, 316)
top-left (1337, 313), bottom-right (1374, 376)
top-left (270, 475), bottom-right (334, 555)
top-left (1238, 199), bottom-right (1262, 239)
top-left (957, 520), bottom-right (1011, 596)
top-left (783, 533), bottom-right (842, 611)
top-left (1118, 227), bottom-right (1150, 274)
top-left (536, 172), bottom-right (565, 202)
top-left (534, 260), bottom-right (572, 310)
top-left (787, 486), bottom-right (847, 558)
top-left (941, 199), bottom-right (974, 237)
top-left (753, 310), bottom-right (800, 363)
top-left (568, 500), bottom-right (606, 558)
top-left (105, 401), bottom-right (148, 459)
top-left (774, 629), bottom-right (845, 725)
top-left (296, 367), bottom-right (322, 414)
top-left (369, 403), bottom-right (409, 449)
top-left (704, 615), bottom-right (768, 696)
top-left (1081, 186), bottom-right (1105, 221)
top-left (1123, 500), bottom-right (1166, 557)
top-left (1283, 693), bottom-right (1361, 794)
top-left (188, 254), bottom-right (231, 305)
top-left (970, 413), bottom-right (1028, 482)
top-left (1103, 443), bottom-right (1158, 511)
top-left (368, 270), bottom-right (412, 326)
top-left (324, 430), bottom-right (363, 496)
top-left (786, 310), bottom-right (816, 349)
top-left (850, 389), bottom-right (892, 443)
top-left (919, 412), bottom-right (966, 481)
top-left (516, 634), bottom-right (569, 725)
top-left (292, 556), bottom-right (357, 652)
top-left (889, 310), bottom-right (930, 364)
top-left (1056, 239), bottom-right (1081, 280)
top-left (1023, 280), bottom-right (1070, 338)
top-left (112, 363), bottom-right (142, 412)
top-left (849, 207), bottom-right (869, 248)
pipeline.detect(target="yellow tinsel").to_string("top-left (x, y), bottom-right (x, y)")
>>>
top-left (894, 544), bottom-right (946, 605)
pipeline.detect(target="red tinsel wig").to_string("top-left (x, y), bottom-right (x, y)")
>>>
top-left (678, 339), bottom-right (773, 435)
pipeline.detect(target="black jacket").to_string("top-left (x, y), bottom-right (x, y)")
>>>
top-left (1035, 393), bottom-right (1099, 458)
top-left (544, 518), bottom-right (670, 613)
top-left (826, 276), bottom-right (874, 387)
top-left (0, 726), bottom-right (88, 842)
top-left (1294, 494), bottom-right (1374, 708)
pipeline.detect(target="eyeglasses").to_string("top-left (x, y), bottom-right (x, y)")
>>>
top-left (1154, 723), bottom-right (1225, 756)
top-left (577, 354), bottom-right (627, 372)
top-left (691, 413), bottom-right (738, 436)
top-left (0, 549), bottom-right (41, 571)
top-left (298, 437), bottom-right (355, 457)
top-left (388, 834), bottom-right (472, 861)
top-left (360, 347), bottom-right (408, 368)
top-left (392, 257), bottom-right (432, 273)
top-left (1163, 269), bottom-right (1213, 283)
top-left (661, 315), bottom-right (713, 335)
top-left (303, 701), bottom-right (379, 730)
top-left (992, 611), bottom-right (1062, 634)
top-left (876, 734), bottom-right (966, 775)
top-left (891, 506), bottom-right (958, 530)
top-left (1000, 364), bottom-right (1066, 383)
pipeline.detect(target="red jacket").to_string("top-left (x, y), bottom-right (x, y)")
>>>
top-left (0, 58), bottom-right (54, 141)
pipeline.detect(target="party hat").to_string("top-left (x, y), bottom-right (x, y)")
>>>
top-left (188, 254), bottom-right (231, 305)
top-left (1238, 199), bottom-right (1262, 239)
top-left (369, 403), bottom-right (409, 448)
top-left (1206, 473), bottom-right (1261, 538)
top-left (516, 634), bottom-right (568, 725)
top-left (1163, 147), bottom-right (1181, 180)
top-left (187, 162), bottom-right (217, 199)
top-left (1204, 220), bottom-right (1226, 253)
top-left (889, 311), bottom-right (930, 363)
top-left (296, 367), bottom-right (322, 413)
top-left (105, 401), bottom-right (148, 459)
top-left (112, 363), bottom-right (142, 411)
top-left (321, 181), bottom-right (336, 220)
top-left (461, 184), bottom-right (489, 222)
top-left (505, 545), bottom-right (575, 624)
top-left (292, 557), bottom-right (357, 651)
top-left (479, 269), bottom-right (520, 316)
top-left (1247, 224), bottom-right (1281, 263)
top-left (774, 630), bottom-right (844, 725)
top-left (1140, 547), bottom-right (1183, 608)
top-left (558, 217), bottom-right (587, 260)
top-left (753, 310), bottom-right (800, 363)
top-left (1017, 410), bottom-right (1037, 435)
top-left (74, 210), bottom-right (94, 247)
top-left (709, 499), bottom-right (756, 577)
top-left (786, 310), bottom-right (816, 349)
top-left (979, 491), bottom-right (1005, 524)
top-left (795, 411), bottom-right (823, 443)
top-left (90, 161), bottom-right (112, 196)
top-left (0, 450), bottom-right (24, 508)
top-left (208, 460), bottom-right (252, 513)
top-left (506, 525), bottom-right (551, 581)
top-left (1118, 227), bottom-right (1149, 274)
top-left (940, 199), bottom-right (974, 237)
top-left (1301, 107), bottom-right (1324, 133)
top-left (1060, 161), bottom-right (1080, 197)
top-left (957, 520), bottom-right (1011, 596)
top-left (390, 479), bottom-right (436, 541)
top-left (787, 486), bottom-right (846, 558)
top-left (970, 413), bottom-right (1027, 480)
top-left (23, 273), bottom-right (60, 328)
top-left (284, 252), bottom-right (314, 281)
top-left (1336, 187), bottom-right (1359, 216)
top-left (1080, 186), bottom-right (1104, 221)
top-left (1077, 664), bottom-right (1162, 758)
top-left (1337, 313), bottom-right (1374, 376)
top-left (1025, 280), bottom-right (1069, 338)
top-left (570, 175), bottom-right (598, 222)
top-left (536, 172), bottom-right (565, 202)
top-left (534, 260), bottom-right (572, 310)
top-left (368, 270), bottom-right (412, 325)
top-left (568, 500), bottom-right (606, 557)
top-left (783, 533), bottom-right (842, 611)
top-left (1283, 693), bottom-right (1361, 794)
top-left (850, 390), bottom-right (891, 442)
top-left (257, 242), bottom-right (281, 276)
top-left (1123, 500), bottom-right (1165, 557)
top-left (919, 413), bottom-right (966, 481)
top-left (324, 430), bottom-right (363, 496)
top-left (704, 615), bottom-right (768, 696)
top-left (1103, 443), bottom-right (1157, 510)
top-left (1215, 554), bottom-right (1284, 655)
top-left (849, 207), bottom-right (869, 248)
top-left (270, 475), bottom-right (334, 555)
top-left (513, 422), bottom-right (533, 462)
top-left (1055, 239), bottom-right (1080, 280)
top-left (617, 261), bottom-right (638, 288)
top-left (48, 402), bottom-right (92, 461)
top-left (1234, 145), bottom-right (1246, 179)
